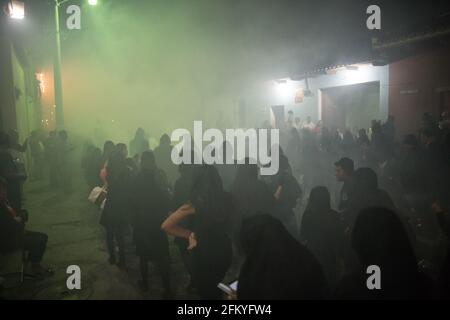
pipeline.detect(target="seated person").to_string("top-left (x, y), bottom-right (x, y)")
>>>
top-left (0, 177), bottom-right (52, 278)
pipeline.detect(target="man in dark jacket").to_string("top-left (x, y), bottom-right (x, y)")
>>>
top-left (334, 157), bottom-right (354, 212)
top-left (0, 177), bottom-right (50, 277)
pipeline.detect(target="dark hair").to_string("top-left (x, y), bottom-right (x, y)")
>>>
top-left (334, 157), bottom-right (354, 174)
top-left (190, 165), bottom-right (229, 233)
top-left (116, 143), bottom-right (128, 157)
top-left (238, 214), bottom-right (328, 299)
top-left (352, 207), bottom-right (417, 273)
top-left (353, 167), bottom-right (378, 191)
top-left (240, 214), bottom-right (287, 255)
top-left (140, 150), bottom-right (156, 172)
top-left (103, 140), bottom-right (115, 159)
top-left (135, 128), bottom-right (145, 139)
top-left (106, 150), bottom-right (127, 186)
top-left (160, 134), bottom-right (170, 145)
top-left (306, 186), bottom-right (331, 212)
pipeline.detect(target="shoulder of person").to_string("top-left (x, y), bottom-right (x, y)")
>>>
top-left (178, 203), bottom-right (196, 214)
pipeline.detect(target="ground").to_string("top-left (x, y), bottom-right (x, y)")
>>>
top-left (0, 172), bottom-right (239, 300)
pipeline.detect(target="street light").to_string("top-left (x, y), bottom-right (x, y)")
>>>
top-left (6, 0), bottom-right (96, 129)
top-left (53, 0), bottom-right (67, 129)
top-left (5, 0), bottom-right (25, 20)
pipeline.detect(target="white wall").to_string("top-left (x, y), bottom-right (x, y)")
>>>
top-left (248, 64), bottom-right (389, 125)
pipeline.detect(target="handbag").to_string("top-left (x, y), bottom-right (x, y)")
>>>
top-left (88, 186), bottom-right (107, 209)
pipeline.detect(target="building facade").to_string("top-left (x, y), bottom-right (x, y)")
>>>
top-left (0, 33), bottom-right (41, 142)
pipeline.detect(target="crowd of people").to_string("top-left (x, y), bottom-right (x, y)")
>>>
top-left (79, 110), bottom-right (450, 300)
top-left (1, 109), bottom-right (450, 299)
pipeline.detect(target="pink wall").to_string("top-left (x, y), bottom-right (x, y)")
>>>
top-left (389, 47), bottom-right (450, 137)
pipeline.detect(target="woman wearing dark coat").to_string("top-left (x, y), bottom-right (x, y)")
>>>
top-left (100, 150), bottom-right (132, 268)
top-left (131, 150), bottom-right (172, 296)
top-left (238, 214), bottom-right (329, 300)
top-left (335, 207), bottom-right (433, 299)
top-left (300, 186), bottom-right (342, 290)
top-left (162, 165), bottom-right (233, 299)
top-left (261, 149), bottom-right (302, 238)
top-left (231, 161), bottom-right (277, 254)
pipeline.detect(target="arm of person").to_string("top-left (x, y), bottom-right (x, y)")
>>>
top-left (161, 203), bottom-right (196, 240)
top-left (274, 185), bottom-right (283, 200)
top-left (0, 210), bottom-right (25, 235)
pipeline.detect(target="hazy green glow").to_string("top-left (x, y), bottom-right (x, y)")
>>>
top-left (58, 1), bottom-right (305, 146)
top-left (88, 0), bottom-right (98, 6)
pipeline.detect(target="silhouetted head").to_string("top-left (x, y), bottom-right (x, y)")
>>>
top-left (358, 128), bottom-right (367, 138)
top-left (238, 213), bottom-right (328, 299)
top-left (135, 127), bottom-right (145, 139)
top-left (307, 186), bottom-right (331, 212)
top-left (190, 165), bottom-right (227, 230)
top-left (116, 143), bottom-right (128, 158)
top-left (353, 167), bottom-right (378, 192)
top-left (59, 130), bottom-right (68, 141)
top-left (160, 134), bottom-right (171, 146)
top-left (352, 207), bottom-right (417, 272)
top-left (103, 140), bottom-right (115, 158)
top-left (240, 214), bottom-right (289, 256)
top-left (403, 134), bottom-right (419, 149)
top-left (140, 150), bottom-right (156, 172)
top-left (334, 157), bottom-right (354, 181)
top-left (106, 150), bottom-right (127, 184)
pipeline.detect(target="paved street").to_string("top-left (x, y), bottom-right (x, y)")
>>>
top-left (1, 170), bottom-right (238, 300)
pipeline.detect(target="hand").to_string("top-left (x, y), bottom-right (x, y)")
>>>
top-left (227, 290), bottom-right (237, 300)
top-left (274, 185), bottom-right (283, 200)
top-left (14, 216), bottom-right (23, 224)
top-left (187, 232), bottom-right (197, 250)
